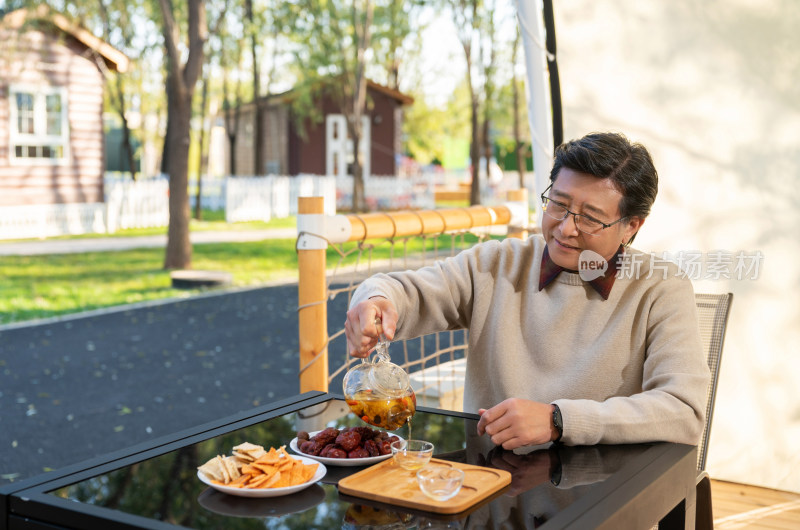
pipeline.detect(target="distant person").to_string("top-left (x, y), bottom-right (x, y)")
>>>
top-left (344, 131), bottom-right (710, 449)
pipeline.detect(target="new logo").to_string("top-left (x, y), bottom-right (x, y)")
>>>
top-left (579, 250), bottom-right (608, 281)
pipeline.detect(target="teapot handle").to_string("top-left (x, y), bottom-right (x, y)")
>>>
top-left (370, 317), bottom-right (391, 364)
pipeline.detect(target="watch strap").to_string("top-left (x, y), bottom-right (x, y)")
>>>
top-left (552, 404), bottom-right (563, 442)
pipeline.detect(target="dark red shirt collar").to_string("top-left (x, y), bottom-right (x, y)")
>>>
top-left (538, 244), bottom-right (625, 300)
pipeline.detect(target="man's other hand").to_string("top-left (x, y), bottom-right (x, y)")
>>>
top-left (477, 398), bottom-right (556, 449)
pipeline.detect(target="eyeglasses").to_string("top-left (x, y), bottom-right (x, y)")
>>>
top-left (540, 186), bottom-right (628, 236)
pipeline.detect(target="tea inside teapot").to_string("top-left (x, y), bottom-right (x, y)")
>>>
top-left (343, 319), bottom-right (416, 431)
top-left (345, 389), bottom-right (416, 431)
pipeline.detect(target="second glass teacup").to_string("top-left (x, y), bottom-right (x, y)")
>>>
top-left (391, 439), bottom-right (433, 471)
top-left (416, 464), bottom-right (465, 501)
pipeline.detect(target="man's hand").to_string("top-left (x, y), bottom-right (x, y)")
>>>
top-left (476, 398), bottom-right (556, 449)
top-left (344, 297), bottom-right (399, 358)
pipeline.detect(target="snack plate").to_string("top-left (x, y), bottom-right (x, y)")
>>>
top-left (197, 455), bottom-right (327, 498)
top-left (290, 430), bottom-right (404, 467)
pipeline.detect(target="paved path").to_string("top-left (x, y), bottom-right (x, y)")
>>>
top-left (0, 228), bottom-right (450, 485)
top-left (0, 228), bottom-right (297, 255)
top-left (0, 283), bottom-right (351, 484)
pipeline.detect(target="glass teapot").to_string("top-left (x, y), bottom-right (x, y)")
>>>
top-left (343, 319), bottom-right (416, 430)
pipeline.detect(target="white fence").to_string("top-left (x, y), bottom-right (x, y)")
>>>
top-left (225, 175), bottom-right (337, 222)
top-left (0, 171), bottom-right (523, 240)
top-left (0, 203), bottom-right (108, 240)
top-left (336, 174), bottom-right (436, 211)
top-left (105, 178), bottom-right (169, 231)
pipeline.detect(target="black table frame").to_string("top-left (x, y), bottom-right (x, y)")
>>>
top-left (1, 391), bottom-right (697, 530)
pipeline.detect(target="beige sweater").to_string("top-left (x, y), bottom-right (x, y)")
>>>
top-left (350, 235), bottom-right (710, 446)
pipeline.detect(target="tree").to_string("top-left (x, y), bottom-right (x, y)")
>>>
top-left (288, 0), bottom-right (374, 212)
top-left (511, 27), bottom-right (525, 188)
top-left (193, 2), bottom-right (227, 220)
top-left (347, 0), bottom-right (374, 212)
top-left (97, 0), bottom-right (138, 180)
top-left (218, 12), bottom-right (245, 176)
top-left (449, 0), bottom-right (481, 205)
top-left (244, 0), bottom-right (265, 175)
top-left (157, 0), bottom-right (207, 270)
top-left (479, 0), bottom-right (498, 192)
top-left (371, 0), bottom-right (411, 91)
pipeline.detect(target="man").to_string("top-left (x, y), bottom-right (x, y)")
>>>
top-left (344, 132), bottom-right (710, 449)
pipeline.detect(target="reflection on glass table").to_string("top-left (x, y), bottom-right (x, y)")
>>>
top-left (21, 393), bottom-right (695, 529)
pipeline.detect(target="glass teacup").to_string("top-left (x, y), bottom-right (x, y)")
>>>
top-left (390, 439), bottom-right (433, 471)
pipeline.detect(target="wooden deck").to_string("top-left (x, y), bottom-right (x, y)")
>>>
top-left (712, 479), bottom-right (800, 529)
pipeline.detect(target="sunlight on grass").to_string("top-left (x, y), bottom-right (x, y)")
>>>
top-left (0, 220), bottom-right (492, 326)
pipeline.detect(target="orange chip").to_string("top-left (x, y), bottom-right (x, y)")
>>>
top-left (245, 474), bottom-right (271, 488)
top-left (228, 474), bottom-right (250, 488)
top-left (252, 463), bottom-right (279, 478)
top-left (302, 462), bottom-right (319, 482)
top-left (256, 448), bottom-right (280, 465)
top-left (271, 471), bottom-right (292, 488)
top-left (262, 471), bottom-right (282, 488)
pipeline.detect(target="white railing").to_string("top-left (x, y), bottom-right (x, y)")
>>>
top-left (225, 175), bottom-right (337, 222)
top-left (105, 178), bottom-right (169, 232)
top-left (188, 176), bottom-right (226, 212)
top-left (0, 172), bottom-right (522, 240)
top-left (0, 203), bottom-right (107, 240)
top-left (335, 174), bottom-right (436, 211)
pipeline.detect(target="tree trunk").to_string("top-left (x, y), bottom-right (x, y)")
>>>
top-left (246, 0), bottom-right (264, 175)
top-left (482, 115), bottom-right (491, 182)
top-left (455, 0), bottom-right (480, 206)
top-left (160, 81), bottom-right (174, 176)
top-left (112, 72), bottom-right (137, 181)
top-left (163, 85), bottom-right (193, 270)
top-left (469, 93), bottom-right (480, 206)
top-left (195, 66), bottom-right (210, 220)
top-left (348, 0), bottom-right (373, 213)
top-left (223, 54), bottom-right (242, 176)
top-left (159, 0), bottom-right (206, 270)
top-left (512, 30), bottom-right (525, 189)
top-left (98, 1), bottom-right (136, 181)
top-left (120, 111), bottom-right (137, 181)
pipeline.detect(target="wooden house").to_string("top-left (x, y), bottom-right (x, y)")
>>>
top-left (0, 6), bottom-right (129, 207)
top-left (225, 80), bottom-right (413, 178)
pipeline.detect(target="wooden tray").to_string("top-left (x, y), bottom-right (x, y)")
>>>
top-left (337, 458), bottom-right (511, 514)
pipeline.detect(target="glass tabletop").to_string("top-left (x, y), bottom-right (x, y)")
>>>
top-left (49, 401), bottom-right (475, 528)
top-left (12, 393), bottom-right (689, 529)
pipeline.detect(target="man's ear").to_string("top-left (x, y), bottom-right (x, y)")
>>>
top-left (624, 217), bottom-right (644, 245)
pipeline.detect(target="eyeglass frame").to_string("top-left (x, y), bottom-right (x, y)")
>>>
top-left (539, 183), bottom-right (630, 236)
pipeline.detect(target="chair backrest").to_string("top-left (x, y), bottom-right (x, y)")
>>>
top-left (694, 292), bottom-right (733, 471)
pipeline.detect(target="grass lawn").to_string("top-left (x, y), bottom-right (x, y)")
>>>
top-left (0, 225), bottom-right (488, 326)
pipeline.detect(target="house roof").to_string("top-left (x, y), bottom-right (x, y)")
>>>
top-left (2, 5), bottom-right (130, 73)
top-left (366, 80), bottom-right (414, 106)
top-left (254, 78), bottom-right (415, 109)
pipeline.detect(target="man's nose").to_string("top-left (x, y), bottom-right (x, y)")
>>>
top-left (559, 213), bottom-right (580, 236)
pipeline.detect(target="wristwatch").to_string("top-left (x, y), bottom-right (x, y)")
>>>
top-left (552, 404), bottom-right (563, 442)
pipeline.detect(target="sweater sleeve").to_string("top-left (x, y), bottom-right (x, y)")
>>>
top-left (349, 242), bottom-right (494, 339)
top-left (554, 275), bottom-right (711, 446)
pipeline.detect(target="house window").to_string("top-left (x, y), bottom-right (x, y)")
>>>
top-left (9, 85), bottom-right (69, 164)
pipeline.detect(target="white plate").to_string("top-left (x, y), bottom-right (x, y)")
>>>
top-left (197, 454), bottom-right (327, 498)
top-left (289, 430), bottom-right (404, 467)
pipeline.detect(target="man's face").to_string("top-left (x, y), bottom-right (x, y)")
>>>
top-left (541, 168), bottom-right (643, 270)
